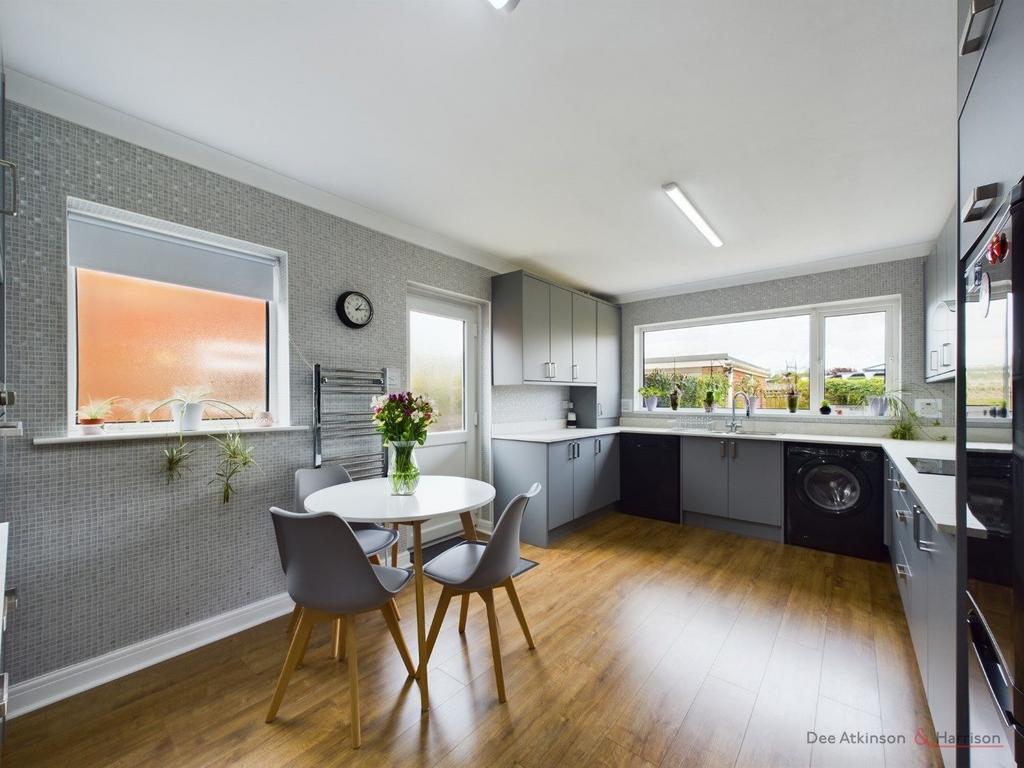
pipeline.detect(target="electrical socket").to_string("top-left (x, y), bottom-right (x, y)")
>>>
top-left (386, 368), bottom-right (401, 389)
top-left (914, 398), bottom-right (942, 418)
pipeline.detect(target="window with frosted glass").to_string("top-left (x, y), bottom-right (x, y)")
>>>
top-left (75, 269), bottom-right (268, 423)
top-left (409, 310), bottom-right (465, 432)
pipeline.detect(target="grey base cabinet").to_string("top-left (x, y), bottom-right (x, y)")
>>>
top-left (680, 437), bottom-right (783, 527)
top-left (888, 461), bottom-right (956, 768)
top-left (493, 435), bottom-right (620, 548)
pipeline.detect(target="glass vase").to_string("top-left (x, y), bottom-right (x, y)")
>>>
top-left (388, 441), bottom-right (421, 495)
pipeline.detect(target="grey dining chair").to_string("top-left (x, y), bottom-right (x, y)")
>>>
top-left (421, 483), bottom-right (542, 703)
top-left (265, 507), bottom-right (414, 749)
top-left (290, 466), bottom-right (402, 653)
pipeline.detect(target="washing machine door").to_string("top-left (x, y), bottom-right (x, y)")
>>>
top-left (795, 459), bottom-right (870, 516)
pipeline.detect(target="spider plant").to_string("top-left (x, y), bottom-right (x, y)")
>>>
top-left (209, 432), bottom-right (258, 504)
top-left (162, 435), bottom-right (194, 484)
top-left (147, 387), bottom-right (250, 429)
top-left (881, 391), bottom-right (925, 441)
top-left (77, 396), bottom-right (122, 422)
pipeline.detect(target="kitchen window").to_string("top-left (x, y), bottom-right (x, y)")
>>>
top-left (66, 198), bottom-right (289, 432)
top-left (635, 297), bottom-right (900, 414)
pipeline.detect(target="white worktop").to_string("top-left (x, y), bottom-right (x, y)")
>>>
top-left (494, 426), bottom-right (1009, 536)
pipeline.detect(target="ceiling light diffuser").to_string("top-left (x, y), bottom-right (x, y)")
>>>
top-left (662, 182), bottom-right (724, 248)
top-left (487, 0), bottom-right (521, 11)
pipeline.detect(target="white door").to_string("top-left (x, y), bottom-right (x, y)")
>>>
top-left (407, 292), bottom-right (480, 489)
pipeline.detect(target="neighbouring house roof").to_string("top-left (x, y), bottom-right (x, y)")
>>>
top-left (644, 354), bottom-right (771, 378)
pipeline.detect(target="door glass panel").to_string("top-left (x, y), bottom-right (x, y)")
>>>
top-left (802, 464), bottom-right (862, 513)
top-left (823, 312), bottom-right (887, 410)
top-left (409, 310), bottom-right (464, 433)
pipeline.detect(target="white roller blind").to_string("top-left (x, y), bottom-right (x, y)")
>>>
top-left (66, 198), bottom-right (282, 301)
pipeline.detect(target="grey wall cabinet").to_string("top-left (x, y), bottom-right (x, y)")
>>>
top-left (681, 437), bottom-right (783, 527)
top-left (595, 302), bottom-right (621, 419)
top-left (571, 293), bottom-right (597, 385)
top-left (957, 0), bottom-right (1001, 111)
top-left (924, 209), bottom-right (956, 383)
top-left (494, 435), bottom-right (619, 547)
top-left (888, 464), bottom-right (956, 768)
top-left (959, 0), bottom-right (1024, 258)
top-left (493, 271), bottom-right (610, 387)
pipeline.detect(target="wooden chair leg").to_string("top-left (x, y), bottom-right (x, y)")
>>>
top-left (504, 578), bottom-right (535, 649)
top-left (458, 594), bottom-right (470, 634)
top-left (333, 617), bottom-right (347, 661)
top-left (480, 589), bottom-right (507, 703)
top-left (266, 609), bottom-right (315, 722)
top-left (391, 525), bottom-right (400, 567)
top-left (369, 553), bottom-right (381, 564)
top-left (346, 615), bottom-right (361, 748)
top-left (391, 598), bottom-right (402, 622)
top-left (424, 587), bottom-right (453, 666)
top-left (285, 603), bottom-right (301, 635)
top-left (370, 553), bottom-right (401, 620)
top-left (381, 600), bottom-right (415, 677)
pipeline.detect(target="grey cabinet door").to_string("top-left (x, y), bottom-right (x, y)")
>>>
top-left (957, 0), bottom-right (1001, 112)
top-left (727, 439), bottom-right (782, 525)
top-left (593, 434), bottom-right (620, 509)
top-left (546, 441), bottom-right (575, 530)
top-left (596, 302), bottom-right (621, 418)
top-left (522, 275), bottom-right (551, 382)
top-left (573, 438), bottom-right (596, 519)
top-left (959, 0), bottom-right (1024, 257)
top-left (549, 285), bottom-right (573, 383)
top-left (924, 520), bottom-right (956, 768)
top-left (681, 437), bottom-right (728, 518)
top-left (571, 294), bottom-right (597, 384)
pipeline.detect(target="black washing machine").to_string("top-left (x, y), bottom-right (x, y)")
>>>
top-left (784, 443), bottom-right (885, 561)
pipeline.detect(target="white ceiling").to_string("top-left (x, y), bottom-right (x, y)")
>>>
top-left (0, 0), bottom-right (956, 300)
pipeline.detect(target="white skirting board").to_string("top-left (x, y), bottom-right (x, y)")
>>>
top-left (9, 592), bottom-right (294, 718)
top-left (9, 515), bottom-right (493, 718)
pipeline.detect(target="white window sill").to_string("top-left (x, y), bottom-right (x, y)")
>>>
top-left (33, 423), bottom-right (309, 446)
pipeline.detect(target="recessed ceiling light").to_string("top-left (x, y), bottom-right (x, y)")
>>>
top-left (662, 182), bottom-right (723, 248)
top-left (487, 0), bottom-right (521, 11)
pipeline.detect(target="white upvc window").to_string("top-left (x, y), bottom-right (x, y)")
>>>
top-left (633, 295), bottom-right (901, 415)
top-left (65, 197), bottom-right (290, 433)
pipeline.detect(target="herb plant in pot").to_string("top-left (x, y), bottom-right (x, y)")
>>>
top-left (638, 386), bottom-right (661, 412)
top-left (704, 389), bottom-right (716, 413)
top-left (786, 374), bottom-right (800, 414)
top-left (819, 400), bottom-right (832, 416)
top-left (372, 391), bottom-right (437, 495)
top-left (76, 397), bottom-right (121, 434)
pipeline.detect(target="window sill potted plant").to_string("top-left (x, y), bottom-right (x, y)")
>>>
top-left (638, 386), bottom-right (661, 412)
top-left (819, 400), bottom-right (832, 415)
top-left (149, 387), bottom-right (249, 431)
top-left (76, 397), bottom-right (121, 435)
top-left (372, 391), bottom-right (437, 495)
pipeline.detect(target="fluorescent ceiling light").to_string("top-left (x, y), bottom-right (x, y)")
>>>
top-left (487, 0), bottom-right (521, 11)
top-left (662, 182), bottom-right (723, 248)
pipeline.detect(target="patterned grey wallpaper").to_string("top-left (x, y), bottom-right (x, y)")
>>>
top-left (0, 102), bottom-right (533, 683)
top-left (620, 258), bottom-right (955, 424)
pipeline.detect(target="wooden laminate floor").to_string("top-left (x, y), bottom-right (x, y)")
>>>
top-left (5, 513), bottom-right (944, 768)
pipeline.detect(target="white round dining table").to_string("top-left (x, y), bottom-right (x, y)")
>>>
top-left (303, 475), bottom-right (496, 712)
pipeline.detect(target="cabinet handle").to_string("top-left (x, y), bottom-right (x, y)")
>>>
top-left (595, 439), bottom-right (601, 455)
top-left (597, 402), bottom-right (603, 416)
top-left (572, 363), bottom-right (578, 380)
top-left (543, 362), bottom-right (552, 379)
top-left (551, 362), bottom-right (558, 379)
top-left (0, 159), bottom-right (16, 217)
top-left (0, 672), bottom-right (8, 718)
top-left (929, 350), bottom-right (939, 372)
top-left (575, 442), bottom-right (580, 459)
top-left (961, 182), bottom-right (1000, 223)
top-left (959, 0), bottom-right (996, 55)
top-left (568, 442), bottom-right (574, 461)
top-left (913, 505), bottom-right (940, 552)
top-left (731, 441), bottom-right (738, 459)
top-left (896, 508), bottom-right (912, 522)
top-left (895, 562), bottom-right (912, 580)
top-left (720, 440), bottom-right (726, 458)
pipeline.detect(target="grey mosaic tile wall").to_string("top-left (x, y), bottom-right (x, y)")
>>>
top-left (620, 258), bottom-right (955, 424)
top-left (1, 102), bottom-right (532, 683)
top-left (491, 385), bottom-right (568, 423)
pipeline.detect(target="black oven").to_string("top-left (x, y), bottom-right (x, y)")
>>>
top-left (961, 181), bottom-right (1024, 766)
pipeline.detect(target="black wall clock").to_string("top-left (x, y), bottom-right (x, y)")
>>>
top-left (336, 291), bottom-right (374, 328)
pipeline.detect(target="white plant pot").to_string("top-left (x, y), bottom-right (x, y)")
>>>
top-left (171, 402), bottom-right (204, 431)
